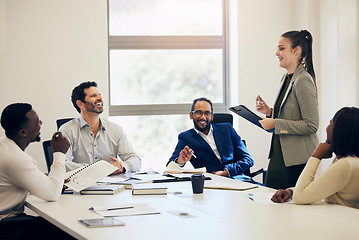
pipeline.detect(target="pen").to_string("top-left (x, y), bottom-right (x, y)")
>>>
top-left (107, 206), bottom-right (134, 211)
top-left (191, 152), bottom-right (197, 158)
top-left (248, 193), bottom-right (254, 201)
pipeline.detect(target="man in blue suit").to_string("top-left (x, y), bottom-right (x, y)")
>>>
top-left (168, 97), bottom-right (254, 181)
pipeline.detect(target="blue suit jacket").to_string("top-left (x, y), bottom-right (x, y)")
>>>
top-left (168, 123), bottom-right (254, 178)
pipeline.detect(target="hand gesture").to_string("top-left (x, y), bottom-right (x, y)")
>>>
top-left (256, 95), bottom-right (272, 116)
top-left (51, 132), bottom-right (70, 154)
top-left (177, 146), bottom-right (195, 165)
top-left (271, 189), bottom-right (293, 203)
top-left (109, 156), bottom-right (125, 175)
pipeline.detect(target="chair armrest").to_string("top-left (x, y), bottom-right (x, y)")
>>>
top-left (248, 168), bottom-right (263, 178)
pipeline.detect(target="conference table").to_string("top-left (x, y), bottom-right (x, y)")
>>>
top-left (25, 173), bottom-right (359, 240)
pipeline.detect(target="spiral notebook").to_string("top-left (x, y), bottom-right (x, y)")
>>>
top-left (64, 160), bottom-right (118, 192)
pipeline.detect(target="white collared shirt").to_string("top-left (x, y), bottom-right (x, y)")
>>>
top-left (194, 125), bottom-right (222, 162)
top-left (59, 116), bottom-right (141, 172)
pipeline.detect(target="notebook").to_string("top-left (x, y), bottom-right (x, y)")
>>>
top-left (80, 184), bottom-right (125, 195)
top-left (132, 184), bottom-right (167, 195)
top-left (64, 160), bottom-right (118, 192)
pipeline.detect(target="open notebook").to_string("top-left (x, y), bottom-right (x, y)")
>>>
top-left (65, 160), bottom-right (118, 192)
top-left (164, 161), bottom-right (206, 174)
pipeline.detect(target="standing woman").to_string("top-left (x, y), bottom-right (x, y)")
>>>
top-left (256, 30), bottom-right (319, 189)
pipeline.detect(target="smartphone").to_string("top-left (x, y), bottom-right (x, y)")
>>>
top-left (79, 218), bottom-right (125, 228)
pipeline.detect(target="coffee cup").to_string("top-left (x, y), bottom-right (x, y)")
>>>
top-left (191, 174), bottom-right (205, 194)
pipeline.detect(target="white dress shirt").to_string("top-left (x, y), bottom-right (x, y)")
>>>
top-left (194, 125), bottom-right (222, 162)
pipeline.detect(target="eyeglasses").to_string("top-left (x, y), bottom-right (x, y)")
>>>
top-left (192, 110), bottom-right (212, 117)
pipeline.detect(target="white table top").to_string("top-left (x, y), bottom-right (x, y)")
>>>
top-left (26, 174), bottom-right (359, 240)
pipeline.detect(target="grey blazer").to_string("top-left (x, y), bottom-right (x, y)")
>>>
top-left (271, 64), bottom-right (319, 167)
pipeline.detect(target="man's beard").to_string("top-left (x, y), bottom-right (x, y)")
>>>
top-left (85, 101), bottom-right (103, 114)
top-left (193, 119), bottom-right (210, 133)
top-left (87, 108), bottom-right (103, 114)
top-left (32, 134), bottom-right (41, 143)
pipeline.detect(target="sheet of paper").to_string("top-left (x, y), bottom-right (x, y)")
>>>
top-left (91, 203), bottom-right (160, 217)
top-left (98, 176), bottom-right (133, 184)
top-left (204, 180), bottom-right (258, 191)
top-left (97, 206), bottom-right (160, 217)
top-left (91, 203), bottom-right (149, 212)
top-left (248, 192), bottom-right (293, 204)
top-left (165, 161), bottom-right (206, 174)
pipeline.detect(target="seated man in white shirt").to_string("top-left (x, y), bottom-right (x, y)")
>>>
top-left (60, 81), bottom-right (141, 173)
top-left (0, 103), bottom-right (73, 239)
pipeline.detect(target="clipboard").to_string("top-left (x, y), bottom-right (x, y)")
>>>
top-left (229, 104), bottom-right (274, 133)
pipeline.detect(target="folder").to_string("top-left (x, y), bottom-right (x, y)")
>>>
top-left (229, 104), bottom-right (274, 133)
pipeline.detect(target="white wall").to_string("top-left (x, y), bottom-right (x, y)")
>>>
top-left (0, 0), bottom-right (108, 171)
top-left (232, 0), bottom-right (359, 177)
top-left (233, 0), bottom-right (295, 175)
top-left (316, 0), bottom-right (359, 172)
top-left (0, 0), bottom-right (358, 174)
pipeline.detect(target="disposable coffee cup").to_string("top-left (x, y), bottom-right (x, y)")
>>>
top-left (191, 174), bottom-right (205, 194)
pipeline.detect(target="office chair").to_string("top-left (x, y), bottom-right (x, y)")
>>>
top-left (212, 113), bottom-right (233, 125)
top-left (212, 113), bottom-right (266, 184)
top-left (42, 140), bottom-right (54, 172)
top-left (56, 118), bottom-right (74, 130)
top-left (41, 118), bottom-right (73, 172)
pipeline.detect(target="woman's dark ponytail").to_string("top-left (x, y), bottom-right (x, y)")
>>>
top-left (282, 30), bottom-right (316, 85)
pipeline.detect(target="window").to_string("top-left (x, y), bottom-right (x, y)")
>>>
top-left (108, 0), bottom-right (228, 169)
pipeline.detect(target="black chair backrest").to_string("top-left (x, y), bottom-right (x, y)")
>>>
top-left (56, 118), bottom-right (74, 130)
top-left (42, 140), bottom-right (53, 172)
top-left (212, 113), bottom-right (254, 177)
top-left (212, 113), bottom-right (233, 126)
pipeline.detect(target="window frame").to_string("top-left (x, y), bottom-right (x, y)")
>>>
top-left (107, 0), bottom-right (229, 116)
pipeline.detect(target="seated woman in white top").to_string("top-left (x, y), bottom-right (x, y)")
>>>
top-left (271, 107), bottom-right (359, 209)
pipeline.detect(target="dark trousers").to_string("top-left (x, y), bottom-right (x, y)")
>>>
top-left (0, 214), bottom-right (76, 240)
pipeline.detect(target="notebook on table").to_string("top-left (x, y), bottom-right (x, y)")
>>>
top-left (80, 184), bottom-right (125, 195)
